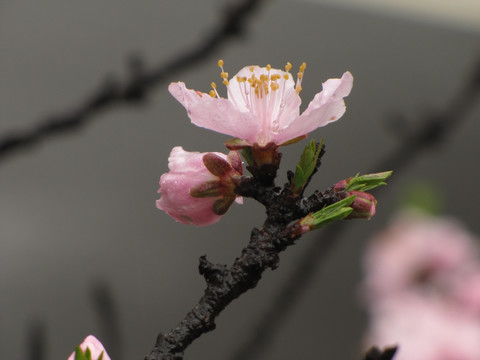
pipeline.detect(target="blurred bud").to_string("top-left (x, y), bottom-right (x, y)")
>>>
top-left (68, 335), bottom-right (110, 360)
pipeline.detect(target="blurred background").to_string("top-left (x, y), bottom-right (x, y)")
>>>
top-left (1, 0), bottom-right (479, 359)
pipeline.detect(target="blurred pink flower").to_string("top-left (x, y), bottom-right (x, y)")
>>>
top-left (362, 209), bottom-right (480, 359)
top-left (366, 293), bottom-right (480, 360)
top-left (67, 335), bottom-right (110, 360)
top-left (168, 62), bottom-right (353, 146)
top-left (362, 210), bottom-right (478, 299)
top-left (156, 146), bottom-right (242, 226)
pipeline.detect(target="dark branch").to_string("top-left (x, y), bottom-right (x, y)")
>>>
top-left (27, 320), bottom-right (46, 360)
top-left (362, 346), bottom-right (398, 360)
top-left (144, 149), bottom-right (344, 359)
top-left (0, 0), bottom-right (264, 162)
top-left (90, 281), bottom-right (123, 360)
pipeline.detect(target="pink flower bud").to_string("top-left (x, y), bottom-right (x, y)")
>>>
top-left (67, 335), bottom-right (110, 360)
top-left (333, 178), bottom-right (350, 192)
top-left (156, 146), bottom-right (242, 226)
top-left (348, 191), bottom-right (376, 219)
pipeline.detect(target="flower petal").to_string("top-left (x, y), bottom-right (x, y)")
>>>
top-left (168, 82), bottom-right (260, 143)
top-left (272, 71), bottom-right (353, 143)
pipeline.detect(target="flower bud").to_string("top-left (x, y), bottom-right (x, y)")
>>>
top-left (156, 146), bottom-right (242, 226)
top-left (68, 335), bottom-right (110, 360)
top-left (347, 190), bottom-right (377, 219)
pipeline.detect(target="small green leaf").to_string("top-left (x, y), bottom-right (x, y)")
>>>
top-left (345, 171), bottom-right (393, 192)
top-left (84, 348), bottom-right (92, 360)
top-left (241, 147), bottom-right (254, 167)
top-left (300, 195), bottom-right (356, 229)
top-left (74, 347), bottom-right (87, 360)
top-left (293, 140), bottom-right (323, 191)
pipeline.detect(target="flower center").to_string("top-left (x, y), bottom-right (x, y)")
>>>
top-left (209, 60), bottom-right (306, 100)
top-left (209, 61), bottom-right (306, 143)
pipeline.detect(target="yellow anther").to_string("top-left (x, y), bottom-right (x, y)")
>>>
top-left (299, 62), bottom-right (307, 72)
top-left (211, 82), bottom-right (217, 89)
top-left (296, 85), bottom-right (303, 93)
top-left (266, 64), bottom-right (271, 71)
top-left (250, 66), bottom-right (255, 72)
top-left (218, 59), bottom-right (224, 67)
top-left (209, 90), bottom-right (216, 98)
top-left (297, 72), bottom-right (304, 79)
top-left (220, 72), bottom-right (229, 79)
top-left (223, 79), bottom-right (229, 86)
top-left (270, 83), bottom-right (279, 91)
top-left (272, 74), bottom-right (281, 81)
top-left (237, 76), bottom-right (246, 83)
top-left (285, 62), bottom-right (292, 72)
top-left (283, 74), bottom-right (289, 80)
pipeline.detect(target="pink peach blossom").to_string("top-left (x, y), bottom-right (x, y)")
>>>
top-left (366, 293), bottom-right (480, 360)
top-left (168, 62), bottom-right (353, 146)
top-left (67, 335), bottom-right (110, 360)
top-left (362, 210), bottom-right (480, 359)
top-left (362, 210), bottom-right (478, 299)
top-left (156, 146), bottom-right (242, 226)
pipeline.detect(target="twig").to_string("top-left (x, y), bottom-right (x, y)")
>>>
top-left (90, 281), bottom-right (123, 360)
top-left (145, 147), bottom-right (346, 360)
top-left (363, 346), bottom-right (398, 360)
top-left (0, 0), bottom-right (263, 162)
top-left (231, 56), bottom-right (480, 360)
top-left (27, 320), bottom-right (46, 360)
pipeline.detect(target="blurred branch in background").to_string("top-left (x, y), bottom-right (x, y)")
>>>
top-left (0, 0), bottom-right (263, 163)
top-left (363, 347), bottom-right (398, 360)
top-left (27, 320), bottom-right (46, 360)
top-left (90, 281), bottom-right (123, 360)
top-left (231, 56), bottom-right (480, 360)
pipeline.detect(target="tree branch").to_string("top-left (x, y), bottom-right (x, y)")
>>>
top-left (0, 0), bottom-right (264, 162)
top-left (144, 148), bottom-right (345, 359)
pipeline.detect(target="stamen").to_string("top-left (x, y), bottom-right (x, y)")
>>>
top-left (295, 62), bottom-right (307, 93)
top-left (211, 82), bottom-right (220, 98)
top-left (285, 62), bottom-right (292, 72)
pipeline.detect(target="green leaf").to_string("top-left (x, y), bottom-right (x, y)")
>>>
top-left (74, 347), bottom-right (87, 360)
top-left (300, 195), bottom-right (356, 229)
top-left (345, 171), bottom-right (393, 192)
top-left (241, 147), bottom-right (254, 167)
top-left (293, 139), bottom-right (323, 191)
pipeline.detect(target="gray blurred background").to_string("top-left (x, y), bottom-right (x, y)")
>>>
top-left (1, 0), bottom-right (479, 359)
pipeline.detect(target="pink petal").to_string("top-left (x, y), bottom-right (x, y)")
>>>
top-left (273, 71), bottom-right (353, 143)
top-left (168, 82), bottom-right (260, 143)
